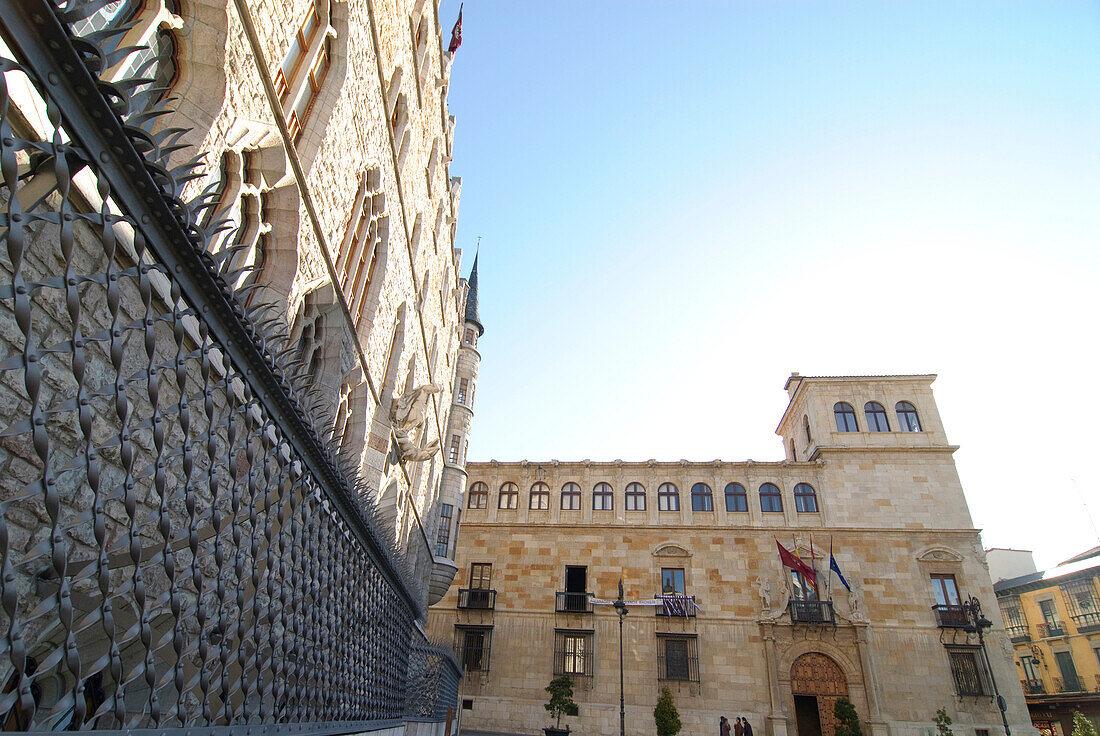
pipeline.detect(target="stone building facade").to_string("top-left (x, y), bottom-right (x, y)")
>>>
top-left (427, 374), bottom-right (1033, 736)
top-left (144, 0), bottom-right (476, 602)
top-left (994, 548), bottom-right (1100, 736)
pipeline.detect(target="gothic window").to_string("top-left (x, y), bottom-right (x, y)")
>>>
top-left (335, 169), bottom-right (386, 326)
top-left (657, 483), bottom-right (680, 512)
top-left (529, 482), bottom-right (550, 510)
top-left (759, 483), bottom-right (783, 513)
top-left (803, 415), bottom-right (812, 443)
top-left (690, 483), bottom-right (713, 512)
top-left (561, 482), bottom-right (581, 511)
top-left (204, 150), bottom-right (272, 296)
top-left (293, 293), bottom-right (326, 376)
top-left (834, 402), bottom-right (859, 432)
top-left (724, 483), bottom-right (747, 512)
top-left (864, 401), bottom-right (890, 432)
top-left (793, 483), bottom-right (818, 513)
top-left (467, 481), bottom-right (487, 509)
top-left (498, 482), bottom-right (518, 510)
top-left (896, 401), bottom-right (922, 432)
top-left (593, 482), bottom-right (613, 511)
top-left (657, 635), bottom-right (698, 682)
top-left (625, 482), bottom-right (646, 511)
top-left (435, 503), bottom-right (453, 557)
top-left (276, 2), bottom-right (334, 145)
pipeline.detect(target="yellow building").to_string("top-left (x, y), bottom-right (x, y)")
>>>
top-left (428, 374), bottom-right (1033, 736)
top-left (994, 548), bottom-right (1100, 736)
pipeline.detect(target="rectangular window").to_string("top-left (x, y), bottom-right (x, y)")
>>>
top-left (554, 630), bottom-right (594, 677)
top-left (455, 627), bottom-right (492, 672)
top-left (661, 568), bottom-right (685, 596)
top-left (1040, 599), bottom-right (1061, 625)
top-left (464, 327), bottom-right (475, 345)
top-left (470, 563), bottom-right (492, 590)
top-left (435, 503), bottom-right (453, 557)
top-left (946, 646), bottom-right (987, 696)
top-left (625, 486), bottom-right (646, 511)
top-left (448, 434), bottom-right (461, 464)
top-left (657, 635), bottom-right (699, 682)
top-left (930, 574), bottom-right (960, 606)
top-left (457, 378), bottom-right (468, 404)
top-left (790, 570), bottom-right (818, 601)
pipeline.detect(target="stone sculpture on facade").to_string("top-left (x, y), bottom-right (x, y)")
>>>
top-left (391, 384), bottom-right (443, 461)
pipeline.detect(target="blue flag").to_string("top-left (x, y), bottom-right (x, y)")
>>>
top-left (829, 540), bottom-right (851, 592)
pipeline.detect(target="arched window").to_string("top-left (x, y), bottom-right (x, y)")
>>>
top-left (793, 483), bottom-right (819, 513)
top-left (864, 402), bottom-right (889, 432)
top-left (759, 483), bottom-right (783, 513)
top-left (803, 415), bottom-right (812, 443)
top-left (625, 482), bottom-right (646, 511)
top-left (529, 482), bottom-right (550, 510)
top-left (724, 483), bottom-right (748, 513)
top-left (467, 482), bottom-right (487, 509)
top-left (690, 483), bottom-right (713, 512)
top-left (498, 482), bottom-right (518, 510)
top-left (275, 2), bottom-right (334, 145)
top-left (657, 483), bottom-right (680, 512)
top-left (833, 402), bottom-right (858, 432)
top-left (896, 401), bottom-right (922, 432)
top-left (593, 482), bottom-right (613, 511)
top-left (561, 482), bottom-right (581, 511)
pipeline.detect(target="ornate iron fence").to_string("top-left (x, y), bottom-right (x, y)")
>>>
top-left (0, 0), bottom-right (453, 730)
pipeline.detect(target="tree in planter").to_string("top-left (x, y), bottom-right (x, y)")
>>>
top-left (834, 698), bottom-right (861, 736)
top-left (545, 675), bottom-right (578, 732)
top-left (933, 708), bottom-right (954, 736)
top-left (654, 687), bottom-right (682, 736)
top-left (1072, 711), bottom-right (1099, 736)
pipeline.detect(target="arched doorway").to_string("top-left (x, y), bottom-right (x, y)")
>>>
top-left (790, 653), bottom-right (849, 736)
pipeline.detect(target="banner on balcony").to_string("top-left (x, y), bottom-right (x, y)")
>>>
top-left (590, 596), bottom-right (704, 613)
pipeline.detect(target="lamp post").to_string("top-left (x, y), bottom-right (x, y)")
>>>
top-left (961, 595), bottom-right (1010, 736)
top-left (613, 579), bottom-right (628, 736)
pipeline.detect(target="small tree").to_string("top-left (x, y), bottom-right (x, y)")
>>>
top-left (1072, 711), bottom-right (1099, 736)
top-left (544, 675), bottom-right (577, 731)
top-left (834, 697), bottom-right (861, 736)
top-left (934, 708), bottom-right (954, 736)
top-left (654, 687), bottom-right (682, 736)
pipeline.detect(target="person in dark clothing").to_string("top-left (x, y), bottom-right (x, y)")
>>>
top-left (742, 718), bottom-right (754, 736)
top-left (721, 716), bottom-right (731, 736)
top-left (734, 717), bottom-right (744, 736)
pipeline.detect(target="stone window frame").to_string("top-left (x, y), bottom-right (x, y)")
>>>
top-left (498, 482), bottom-right (519, 510)
top-left (793, 483), bottom-right (819, 513)
top-left (553, 629), bottom-right (595, 679)
top-left (657, 483), bottom-right (680, 512)
top-left (592, 482), bottom-right (613, 511)
top-left (334, 168), bottom-right (388, 329)
top-left (204, 148), bottom-right (273, 297)
top-left (435, 503), bottom-right (453, 557)
top-left (945, 645), bottom-right (989, 697)
top-left (759, 482), bottom-right (783, 513)
top-left (625, 482), bottom-right (646, 511)
top-left (275, 0), bottom-right (336, 145)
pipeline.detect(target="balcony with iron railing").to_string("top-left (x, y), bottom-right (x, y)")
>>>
top-left (556, 591), bottom-right (594, 613)
top-left (1023, 679), bottom-right (1045, 695)
top-left (1006, 624), bottom-right (1031, 643)
top-left (1037, 621), bottom-right (1066, 638)
top-left (458, 588), bottom-right (497, 610)
top-left (1071, 611), bottom-right (1100, 634)
top-left (933, 604), bottom-right (970, 628)
top-left (654, 594), bottom-right (698, 617)
top-left (789, 600), bottom-right (836, 624)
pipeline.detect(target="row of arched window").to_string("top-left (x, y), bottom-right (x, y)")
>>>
top-left (467, 481), bottom-right (820, 514)
top-left (832, 401), bottom-right (921, 434)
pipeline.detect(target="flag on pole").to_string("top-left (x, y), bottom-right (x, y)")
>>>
top-left (776, 540), bottom-right (817, 590)
top-left (829, 539), bottom-right (851, 592)
top-left (448, 4), bottom-right (463, 54)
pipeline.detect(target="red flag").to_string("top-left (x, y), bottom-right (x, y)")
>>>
top-left (448, 4), bottom-right (463, 54)
top-left (777, 540), bottom-right (817, 589)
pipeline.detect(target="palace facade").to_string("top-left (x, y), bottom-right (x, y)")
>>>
top-left (427, 374), bottom-right (1033, 736)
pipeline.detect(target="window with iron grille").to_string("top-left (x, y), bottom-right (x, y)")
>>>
top-left (455, 627), bottom-right (492, 672)
top-left (946, 646), bottom-right (988, 696)
top-left (657, 635), bottom-right (699, 682)
top-left (554, 630), bottom-right (594, 677)
top-left (435, 503), bottom-right (453, 557)
top-left (1060, 579), bottom-right (1098, 617)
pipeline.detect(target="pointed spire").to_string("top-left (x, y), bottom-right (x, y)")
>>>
top-left (464, 251), bottom-right (483, 336)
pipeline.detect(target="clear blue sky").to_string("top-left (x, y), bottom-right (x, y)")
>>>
top-left (439, 1), bottom-right (1100, 570)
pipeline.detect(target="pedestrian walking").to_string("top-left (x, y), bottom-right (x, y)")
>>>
top-left (734, 717), bottom-right (744, 736)
top-left (743, 718), bottom-right (754, 736)
top-left (721, 716), bottom-right (731, 736)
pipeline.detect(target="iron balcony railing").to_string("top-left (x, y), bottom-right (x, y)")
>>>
top-left (654, 594), bottom-right (697, 617)
top-left (454, 644), bottom-right (491, 673)
top-left (1006, 624), bottom-right (1031, 643)
top-left (1023, 679), bottom-right (1045, 695)
top-left (457, 588), bottom-right (497, 610)
top-left (555, 591), bottom-right (593, 613)
top-left (789, 600), bottom-right (835, 624)
top-left (1071, 611), bottom-right (1100, 634)
top-left (0, 0), bottom-right (459, 730)
top-left (1038, 621), bottom-right (1066, 638)
top-left (933, 604), bottom-right (970, 628)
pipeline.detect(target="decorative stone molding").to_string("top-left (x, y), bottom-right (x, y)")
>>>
top-left (916, 547), bottom-right (964, 563)
top-left (653, 544), bottom-right (691, 558)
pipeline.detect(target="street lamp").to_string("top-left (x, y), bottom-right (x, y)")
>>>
top-left (613, 579), bottom-right (628, 736)
top-left (961, 595), bottom-right (1010, 736)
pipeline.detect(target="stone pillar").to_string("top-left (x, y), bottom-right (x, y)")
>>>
top-left (854, 623), bottom-right (889, 736)
top-left (761, 622), bottom-right (789, 736)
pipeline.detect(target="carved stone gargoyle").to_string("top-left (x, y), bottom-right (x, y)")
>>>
top-left (389, 383), bottom-right (442, 462)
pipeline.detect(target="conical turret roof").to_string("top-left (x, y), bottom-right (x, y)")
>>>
top-left (464, 253), bottom-right (483, 336)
